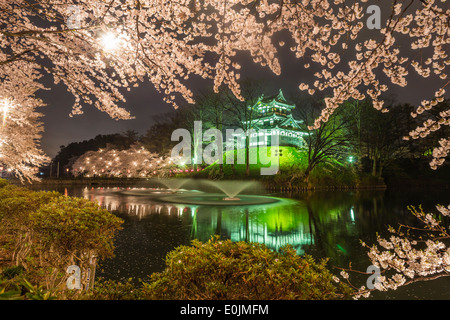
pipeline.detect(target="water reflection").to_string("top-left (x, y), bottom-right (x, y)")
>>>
top-left (62, 186), bottom-right (446, 271)
top-left (79, 187), bottom-right (316, 255)
top-left (36, 185), bottom-right (450, 299)
top-left (191, 201), bottom-right (314, 255)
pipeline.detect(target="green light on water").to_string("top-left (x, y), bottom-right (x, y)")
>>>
top-left (255, 210), bottom-right (301, 232)
top-left (336, 244), bottom-right (347, 254)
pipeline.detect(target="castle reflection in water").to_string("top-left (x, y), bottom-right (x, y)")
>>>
top-left (41, 185), bottom-right (450, 298)
top-left (78, 186), bottom-right (364, 259)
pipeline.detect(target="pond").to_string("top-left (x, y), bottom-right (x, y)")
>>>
top-left (33, 182), bottom-right (450, 299)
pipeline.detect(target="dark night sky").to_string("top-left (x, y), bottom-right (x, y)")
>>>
top-left (39, 81), bottom-right (169, 157)
top-left (38, 8), bottom-right (449, 158)
top-left (38, 49), bottom-right (306, 157)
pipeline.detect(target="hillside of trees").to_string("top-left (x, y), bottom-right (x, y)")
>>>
top-left (46, 81), bottom-right (450, 188)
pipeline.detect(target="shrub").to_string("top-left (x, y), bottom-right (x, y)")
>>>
top-left (0, 184), bottom-right (62, 266)
top-left (0, 184), bottom-right (62, 223)
top-left (74, 278), bottom-right (144, 300)
top-left (28, 196), bottom-right (123, 289)
top-left (142, 237), bottom-right (351, 300)
top-left (0, 180), bottom-right (123, 293)
top-left (1, 266), bottom-right (25, 280)
top-left (0, 179), bottom-right (8, 189)
top-left (30, 196), bottom-right (123, 260)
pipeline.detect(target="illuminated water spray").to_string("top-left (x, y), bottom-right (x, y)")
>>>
top-left (205, 180), bottom-right (257, 201)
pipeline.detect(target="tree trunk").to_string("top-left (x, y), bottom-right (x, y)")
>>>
top-left (218, 118), bottom-right (223, 174)
top-left (245, 135), bottom-right (250, 176)
top-left (303, 164), bottom-right (313, 184)
top-left (377, 161), bottom-right (383, 178)
top-left (372, 157), bottom-right (377, 176)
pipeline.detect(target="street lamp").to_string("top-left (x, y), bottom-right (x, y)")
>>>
top-left (99, 31), bottom-right (122, 52)
top-left (1, 98), bottom-right (13, 125)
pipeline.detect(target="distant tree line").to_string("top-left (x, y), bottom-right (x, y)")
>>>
top-left (44, 130), bottom-right (141, 177)
top-left (139, 78), bottom-right (450, 184)
top-left (48, 79), bottom-right (449, 184)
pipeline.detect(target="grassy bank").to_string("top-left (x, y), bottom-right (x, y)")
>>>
top-left (191, 146), bottom-right (386, 190)
top-left (10, 146), bottom-right (385, 191)
top-left (20, 146), bottom-right (450, 191)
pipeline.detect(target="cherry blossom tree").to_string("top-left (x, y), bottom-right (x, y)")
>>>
top-left (1, 0), bottom-right (448, 296)
top-left (71, 143), bottom-right (178, 178)
top-left (1, 0), bottom-right (448, 181)
top-left (334, 204), bottom-right (450, 299)
top-left (0, 63), bottom-right (49, 182)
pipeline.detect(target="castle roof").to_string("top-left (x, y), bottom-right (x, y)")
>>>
top-left (257, 89), bottom-right (295, 109)
top-left (251, 113), bottom-right (303, 130)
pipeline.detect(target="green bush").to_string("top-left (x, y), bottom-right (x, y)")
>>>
top-left (74, 278), bottom-right (144, 300)
top-left (0, 178), bottom-right (8, 189)
top-left (0, 180), bottom-right (123, 293)
top-left (142, 237), bottom-right (351, 300)
top-left (26, 196), bottom-right (123, 290)
top-left (1, 266), bottom-right (25, 280)
top-left (0, 282), bottom-right (22, 300)
top-left (30, 196), bottom-right (123, 260)
top-left (0, 184), bottom-right (61, 222)
top-left (0, 184), bottom-right (63, 267)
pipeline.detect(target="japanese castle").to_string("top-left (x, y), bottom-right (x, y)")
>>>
top-left (234, 89), bottom-right (307, 148)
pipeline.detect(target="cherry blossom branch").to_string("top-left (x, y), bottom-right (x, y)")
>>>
top-left (333, 204), bottom-right (450, 299)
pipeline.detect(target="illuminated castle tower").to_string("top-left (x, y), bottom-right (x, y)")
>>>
top-left (242, 89), bottom-right (307, 148)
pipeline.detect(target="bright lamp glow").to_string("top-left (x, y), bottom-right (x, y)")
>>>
top-left (1, 98), bottom-right (13, 125)
top-left (99, 32), bottom-right (122, 52)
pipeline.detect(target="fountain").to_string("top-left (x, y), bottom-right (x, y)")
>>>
top-left (155, 179), bottom-right (279, 206)
top-left (204, 180), bottom-right (257, 200)
top-left (155, 178), bottom-right (191, 193)
top-left (117, 178), bottom-right (197, 197)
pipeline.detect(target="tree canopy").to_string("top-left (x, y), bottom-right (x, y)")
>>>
top-left (0, 0), bottom-right (448, 180)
